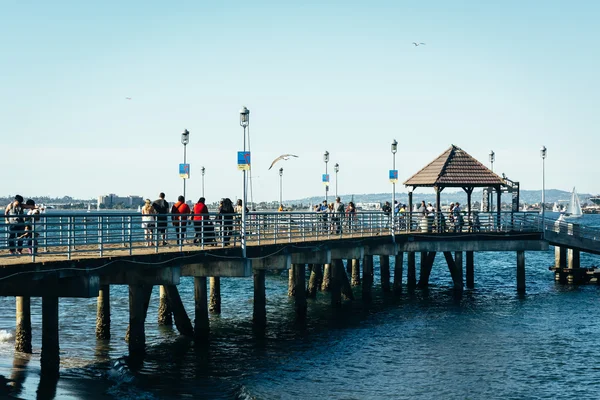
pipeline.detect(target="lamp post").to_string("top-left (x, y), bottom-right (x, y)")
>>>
top-left (181, 129), bottom-right (190, 200)
top-left (240, 106), bottom-right (250, 257)
top-left (489, 150), bottom-right (495, 212)
top-left (391, 139), bottom-right (398, 240)
top-left (279, 168), bottom-right (283, 207)
top-left (201, 166), bottom-right (205, 197)
top-left (541, 145), bottom-right (547, 236)
top-left (324, 151), bottom-right (329, 204)
top-left (334, 163), bottom-right (339, 198)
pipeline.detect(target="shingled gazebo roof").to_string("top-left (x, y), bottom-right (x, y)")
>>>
top-left (404, 145), bottom-right (504, 189)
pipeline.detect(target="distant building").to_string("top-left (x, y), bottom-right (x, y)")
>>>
top-left (98, 194), bottom-right (144, 208)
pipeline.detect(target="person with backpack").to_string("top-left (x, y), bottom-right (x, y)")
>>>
top-left (171, 195), bottom-right (191, 246)
top-left (152, 192), bottom-right (169, 245)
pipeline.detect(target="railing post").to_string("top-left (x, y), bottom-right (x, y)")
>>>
top-left (128, 216), bottom-right (133, 255)
top-left (59, 216), bottom-right (63, 245)
top-left (67, 216), bottom-right (72, 260)
top-left (288, 214), bottom-right (292, 243)
top-left (98, 216), bottom-right (103, 257)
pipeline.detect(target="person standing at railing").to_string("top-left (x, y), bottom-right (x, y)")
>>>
top-left (318, 200), bottom-right (329, 232)
top-left (331, 197), bottom-right (344, 234)
top-left (141, 199), bottom-right (156, 247)
top-left (219, 198), bottom-right (235, 246)
top-left (346, 201), bottom-right (357, 232)
top-left (453, 202), bottom-right (464, 233)
top-left (152, 192), bottom-right (169, 245)
top-left (171, 195), bottom-right (191, 246)
top-left (23, 199), bottom-right (41, 254)
top-left (4, 195), bottom-right (30, 255)
top-left (193, 197), bottom-right (214, 245)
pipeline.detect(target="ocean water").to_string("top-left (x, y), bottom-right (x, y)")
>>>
top-left (1, 213), bottom-right (600, 399)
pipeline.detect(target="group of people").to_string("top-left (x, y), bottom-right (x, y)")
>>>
top-left (4, 195), bottom-right (41, 255)
top-left (140, 193), bottom-right (242, 247)
top-left (315, 197), bottom-right (357, 233)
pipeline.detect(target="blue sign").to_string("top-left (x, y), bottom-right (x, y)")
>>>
top-left (237, 151), bottom-right (251, 170)
top-left (389, 169), bottom-right (398, 183)
top-left (179, 163), bottom-right (190, 179)
top-left (322, 174), bottom-right (330, 185)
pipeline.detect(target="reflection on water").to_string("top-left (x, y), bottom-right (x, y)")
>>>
top-left (0, 215), bottom-right (599, 399)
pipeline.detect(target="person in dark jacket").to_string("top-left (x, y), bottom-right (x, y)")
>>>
top-left (219, 198), bottom-right (235, 245)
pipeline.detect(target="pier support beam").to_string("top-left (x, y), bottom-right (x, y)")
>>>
top-left (127, 285), bottom-right (152, 357)
top-left (294, 264), bottom-right (307, 317)
top-left (362, 255), bottom-right (374, 301)
top-left (444, 252), bottom-right (463, 290)
top-left (41, 296), bottom-right (59, 375)
top-left (194, 277), bottom-right (209, 341)
top-left (15, 297), bottom-right (32, 353)
top-left (567, 249), bottom-right (580, 270)
top-left (393, 253), bottom-right (404, 294)
top-left (340, 260), bottom-right (354, 301)
top-left (407, 252), bottom-right (416, 288)
top-left (157, 285), bottom-right (173, 326)
top-left (95, 285), bottom-right (111, 340)
top-left (307, 264), bottom-right (322, 299)
top-left (380, 255), bottom-right (391, 292)
top-left (555, 246), bottom-right (567, 269)
top-left (346, 259), bottom-right (352, 275)
top-left (466, 251), bottom-right (474, 289)
top-left (330, 260), bottom-right (342, 307)
top-left (351, 259), bottom-right (361, 286)
top-left (288, 265), bottom-right (297, 297)
top-left (418, 252), bottom-right (436, 288)
top-left (517, 250), bottom-right (526, 293)
top-left (321, 264), bottom-right (332, 291)
top-left (209, 278), bottom-right (221, 314)
top-left (253, 269), bottom-right (267, 328)
top-left (455, 251), bottom-right (463, 289)
top-left (163, 285), bottom-right (194, 338)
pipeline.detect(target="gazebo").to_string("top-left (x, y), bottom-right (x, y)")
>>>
top-left (403, 145), bottom-right (505, 225)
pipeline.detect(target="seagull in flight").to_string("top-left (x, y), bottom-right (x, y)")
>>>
top-left (412, 42), bottom-right (426, 46)
top-left (268, 154), bottom-right (299, 170)
top-left (125, 97), bottom-right (132, 100)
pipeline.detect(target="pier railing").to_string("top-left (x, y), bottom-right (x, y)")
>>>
top-left (1, 211), bottom-right (543, 261)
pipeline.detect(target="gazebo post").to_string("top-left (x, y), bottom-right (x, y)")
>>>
top-left (408, 190), bottom-right (413, 232)
top-left (435, 186), bottom-right (443, 232)
top-left (463, 187), bottom-right (474, 232)
top-left (496, 186), bottom-right (502, 229)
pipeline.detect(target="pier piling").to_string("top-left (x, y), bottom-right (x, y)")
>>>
top-left (517, 251), bottom-right (526, 293)
top-left (194, 277), bottom-right (209, 340)
top-left (288, 265), bottom-right (297, 297)
top-left (95, 285), bottom-right (111, 340)
top-left (157, 285), bottom-right (173, 326)
top-left (466, 251), bottom-right (474, 289)
top-left (127, 285), bottom-right (151, 356)
top-left (330, 260), bottom-right (342, 307)
top-left (253, 269), bottom-right (267, 328)
top-left (293, 264), bottom-right (307, 317)
top-left (351, 259), bottom-right (361, 286)
top-left (164, 285), bottom-right (194, 338)
top-left (15, 296), bottom-right (32, 353)
top-left (393, 253), bottom-right (403, 294)
top-left (407, 252), bottom-right (416, 288)
top-left (321, 263), bottom-right (332, 291)
top-left (362, 255), bottom-right (373, 300)
top-left (41, 296), bottom-right (59, 374)
top-left (380, 255), bottom-right (391, 292)
top-left (307, 264), bottom-right (322, 298)
top-left (209, 277), bottom-right (221, 314)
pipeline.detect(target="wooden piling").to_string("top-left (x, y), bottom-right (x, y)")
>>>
top-left (209, 277), bottom-right (221, 314)
top-left (407, 252), bottom-right (416, 288)
top-left (15, 296), bottom-right (32, 353)
top-left (41, 296), bottom-right (59, 375)
top-left (163, 285), bottom-right (194, 338)
top-left (380, 255), bottom-right (391, 292)
top-left (95, 285), bottom-right (111, 340)
top-left (307, 264), bottom-right (322, 298)
top-left (340, 262), bottom-right (355, 301)
top-left (466, 251), bottom-right (474, 289)
top-left (321, 263), bottom-right (332, 291)
top-left (330, 260), bottom-right (342, 307)
top-left (194, 277), bottom-right (209, 341)
top-left (253, 269), bottom-right (267, 328)
top-left (393, 253), bottom-right (404, 294)
top-left (157, 285), bottom-right (173, 326)
top-left (294, 264), bottom-right (307, 317)
top-left (288, 264), bottom-right (297, 297)
top-left (517, 250), bottom-right (525, 293)
top-left (351, 259), bottom-right (361, 286)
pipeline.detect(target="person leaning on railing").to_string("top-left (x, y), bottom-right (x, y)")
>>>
top-left (4, 195), bottom-right (37, 255)
top-left (171, 196), bottom-right (191, 246)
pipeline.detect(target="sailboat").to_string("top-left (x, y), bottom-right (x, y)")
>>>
top-left (563, 187), bottom-right (583, 219)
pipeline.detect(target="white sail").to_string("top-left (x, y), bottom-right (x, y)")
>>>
top-left (565, 187), bottom-right (582, 218)
top-left (552, 202), bottom-right (560, 212)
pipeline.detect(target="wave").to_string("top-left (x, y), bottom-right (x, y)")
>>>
top-left (0, 330), bottom-right (14, 343)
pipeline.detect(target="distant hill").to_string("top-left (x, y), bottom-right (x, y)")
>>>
top-left (290, 189), bottom-right (596, 207)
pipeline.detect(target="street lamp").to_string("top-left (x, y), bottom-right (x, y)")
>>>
top-left (240, 106), bottom-right (250, 257)
top-left (334, 163), bottom-right (339, 198)
top-left (181, 129), bottom-right (190, 200)
top-left (489, 150), bottom-right (495, 211)
top-left (201, 166), bottom-right (206, 197)
top-left (541, 145), bottom-right (547, 236)
top-left (324, 151), bottom-right (329, 204)
top-left (279, 167), bottom-right (283, 207)
top-left (391, 139), bottom-right (398, 239)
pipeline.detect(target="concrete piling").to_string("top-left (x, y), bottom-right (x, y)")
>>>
top-left (362, 255), bottom-right (373, 300)
top-left (307, 264), bottom-right (322, 298)
top-left (15, 296), bottom-right (32, 353)
top-left (127, 285), bottom-right (152, 357)
top-left (454, 251), bottom-right (463, 289)
top-left (164, 285), bottom-right (194, 338)
top-left (321, 264), bottom-right (332, 291)
top-left (380, 255), bottom-right (391, 292)
top-left (157, 285), bottom-right (173, 326)
top-left (95, 285), bottom-right (110, 340)
top-left (253, 269), bottom-right (267, 328)
top-left (339, 261), bottom-right (355, 301)
top-left (293, 264), bottom-right (307, 317)
top-left (345, 259), bottom-right (352, 275)
top-left (466, 251), bottom-right (474, 289)
top-left (407, 252), bottom-right (416, 288)
top-left (351, 259), bottom-right (361, 286)
top-left (209, 277), bottom-right (221, 314)
top-left (41, 296), bottom-right (59, 374)
top-left (517, 250), bottom-right (526, 293)
top-left (194, 277), bottom-right (209, 341)
top-left (393, 253), bottom-right (403, 294)
top-left (330, 260), bottom-right (342, 307)
top-left (288, 264), bottom-right (297, 297)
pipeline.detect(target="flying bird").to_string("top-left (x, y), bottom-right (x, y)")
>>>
top-left (125, 97), bottom-right (132, 100)
top-left (412, 42), bottom-right (426, 46)
top-left (268, 154), bottom-right (299, 170)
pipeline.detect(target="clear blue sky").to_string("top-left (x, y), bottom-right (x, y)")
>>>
top-left (2, 0), bottom-right (598, 204)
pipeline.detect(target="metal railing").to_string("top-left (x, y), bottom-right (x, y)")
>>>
top-left (0, 211), bottom-right (545, 261)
